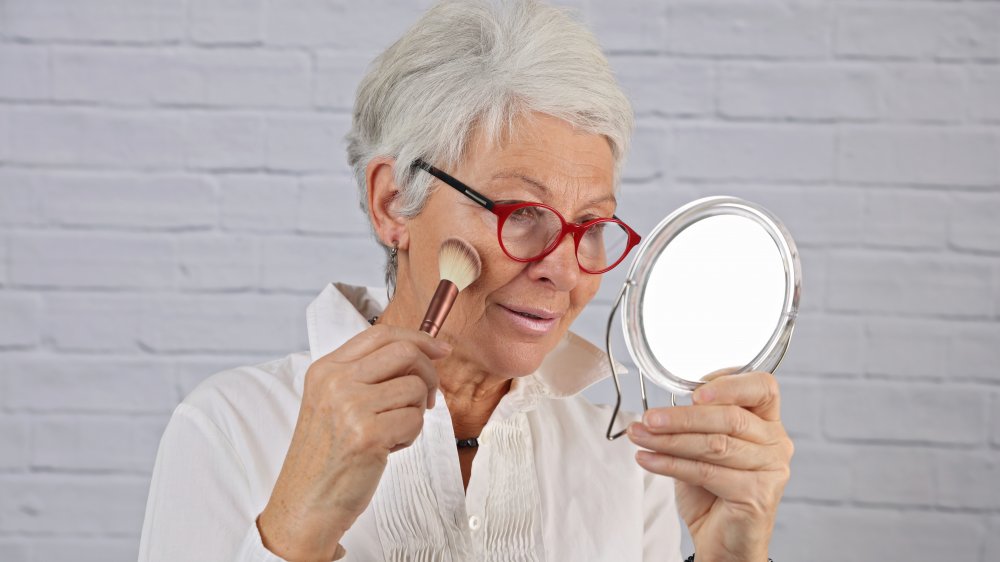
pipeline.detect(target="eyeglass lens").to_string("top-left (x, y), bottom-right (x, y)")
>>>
top-left (501, 206), bottom-right (630, 271)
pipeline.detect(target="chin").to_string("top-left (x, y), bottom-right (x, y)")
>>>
top-left (477, 336), bottom-right (558, 377)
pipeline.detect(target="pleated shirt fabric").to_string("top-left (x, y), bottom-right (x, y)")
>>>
top-left (138, 282), bottom-right (683, 561)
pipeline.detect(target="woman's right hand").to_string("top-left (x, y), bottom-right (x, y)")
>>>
top-left (257, 324), bottom-right (451, 562)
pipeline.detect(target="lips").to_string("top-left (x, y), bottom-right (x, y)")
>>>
top-left (497, 304), bottom-right (561, 336)
top-left (500, 305), bottom-right (563, 321)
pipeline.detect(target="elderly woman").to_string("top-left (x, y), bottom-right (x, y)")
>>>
top-left (138, 1), bottom-right (792, 560)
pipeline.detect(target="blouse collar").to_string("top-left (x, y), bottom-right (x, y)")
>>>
top-left (295, 282), bottom-right (626, 408)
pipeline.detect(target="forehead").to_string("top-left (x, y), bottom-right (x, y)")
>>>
top-left (460, 113), bottom-right (615, 200)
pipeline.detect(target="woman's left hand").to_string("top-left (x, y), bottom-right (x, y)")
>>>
top-left (626, 370), bottom-right (793, 562)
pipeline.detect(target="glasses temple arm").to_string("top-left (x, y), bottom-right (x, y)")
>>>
top-left (413, 159), bottom-right (495, 211)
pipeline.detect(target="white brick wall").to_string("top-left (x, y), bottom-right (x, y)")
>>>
top-left (1, 1), bottom-right (998, 560)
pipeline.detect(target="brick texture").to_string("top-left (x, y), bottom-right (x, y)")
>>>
top-left (1, 1), bottom-right (998, 560)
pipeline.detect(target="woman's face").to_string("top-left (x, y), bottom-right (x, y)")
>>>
top-left (403, 112), bottom-right (617, 376)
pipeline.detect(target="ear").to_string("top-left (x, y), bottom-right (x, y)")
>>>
top-left (366, 157), bottom-right (410, 251)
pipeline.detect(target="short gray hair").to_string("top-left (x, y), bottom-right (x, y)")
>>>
top-left (346, 0), bottom-right (634, 292)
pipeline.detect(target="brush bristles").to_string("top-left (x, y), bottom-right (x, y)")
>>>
top-left (438, 237), bottom-right (481, 291)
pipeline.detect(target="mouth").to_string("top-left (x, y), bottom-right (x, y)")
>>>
top-left (500, 304), bottom-right (563, 321)
top-left (497, 304), bottom-right (564, 336)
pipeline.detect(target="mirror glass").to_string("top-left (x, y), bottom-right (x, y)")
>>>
top-left (614, 196), bottom-right (801, 401)
top-left (640, 214), bottom-right (786, 384)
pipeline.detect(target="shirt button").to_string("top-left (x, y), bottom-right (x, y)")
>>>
top-left (468, 515), bottom-right (481, 531)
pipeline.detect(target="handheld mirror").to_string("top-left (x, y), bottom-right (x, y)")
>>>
top-left (605, 196), bottom-right (801, 440)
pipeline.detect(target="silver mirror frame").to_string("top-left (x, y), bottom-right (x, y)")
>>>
top-left (606, 196), bottom-right (801, 440)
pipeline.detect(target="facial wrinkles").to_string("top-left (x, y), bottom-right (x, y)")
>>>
top-left (428, 200), bottom-right (501, 329)
top-left (433, 193), bottom-right (571, 333)
top-left (475, 173), bottom-right (609, 270)
top-left (431, 171), bottom-right (608, 276)
top-left (430, 117), bottom-right (612, 341)
top-left (487, 143), bottom-right (615, 218)
top-left (486, 176), bottom-right (615, 225)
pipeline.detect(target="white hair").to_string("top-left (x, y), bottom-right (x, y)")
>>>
top-left (345, 0), bottom-right (634, 292)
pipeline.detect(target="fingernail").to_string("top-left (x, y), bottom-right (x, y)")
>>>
top-left (629, 423), bottom-right (651, 438)
top-left (694, 387), bottom-right (714, 404)
top-left (437, 341), bottom-right (453, 353)
top-left (643, 411), bottom-right (665, 428)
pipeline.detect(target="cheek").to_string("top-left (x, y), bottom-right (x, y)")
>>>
top-left (410, 207), bottom-right (490, 294)
top-left (407, 215), bottom-right (446, 284)
top-left (437, 224), bottom-right (512, 322)
top-left (460, 243), bottom-right (518, 310)
top-left (568, 276), bottom-right (600, 314)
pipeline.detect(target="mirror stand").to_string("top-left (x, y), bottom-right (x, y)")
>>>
top-left (604, 279), bottom-right (689, 441)
top-left (601, 196), bottom-right (801, 442)
top-left (605, 279), bottom-right (648, 441)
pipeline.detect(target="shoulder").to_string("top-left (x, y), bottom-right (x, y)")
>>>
top-left (173, 351), bottom-right (310, 446)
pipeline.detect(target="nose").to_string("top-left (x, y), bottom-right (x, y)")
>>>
top-left (527, 232), bottom-right (580, 291)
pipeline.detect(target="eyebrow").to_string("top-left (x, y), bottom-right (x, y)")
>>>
top-left (490, 171), bottom-right (617, 209)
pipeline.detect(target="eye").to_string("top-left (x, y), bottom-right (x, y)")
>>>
top-left (584, 222), bottom-right (606, 239)
top-left (509, 206), bottom-right (545, 223)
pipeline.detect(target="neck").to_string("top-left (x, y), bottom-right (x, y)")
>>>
top-left (437, 363), bottom-right (512, 438)
top-left (378, 282), bottom-right (512, 439)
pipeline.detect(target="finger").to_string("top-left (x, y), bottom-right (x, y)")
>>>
top-left (635, 450), bottom-right (755, 502)
top-left (354, 341), bottom-right (439, 408)
top-left (374, 406), bottom-right (425, 452)
top-left (627, 424), bottom-right (780, 470)
top-left (322, 324), bottom-right (452, 363)
top-left (692, 371), bottom-right (781, 422)
top-left (365, 375), bottom-right (429, 414)
top-left (641, 405), bottom-right (775, 444)
top-left (700, 366), bottom-right (742, 382)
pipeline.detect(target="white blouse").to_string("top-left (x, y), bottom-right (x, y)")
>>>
top-left (138, 282), bottom-right (683, 561)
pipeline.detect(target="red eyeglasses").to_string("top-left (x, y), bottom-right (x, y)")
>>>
top-left (414, 159), bottom-right (641, 274)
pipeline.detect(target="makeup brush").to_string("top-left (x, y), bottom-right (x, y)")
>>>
top-left (419, 237), bottom-right (482, 337)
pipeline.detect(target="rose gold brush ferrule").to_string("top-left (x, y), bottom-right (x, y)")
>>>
top-left (419, 279), bottom-right (459, 337)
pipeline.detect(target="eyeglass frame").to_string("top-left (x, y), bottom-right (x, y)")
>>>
top-left (412, 159), bottom-right (642, 274)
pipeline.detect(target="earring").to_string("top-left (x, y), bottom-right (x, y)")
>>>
top-left (386, 241), bottom-right (398, 302)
